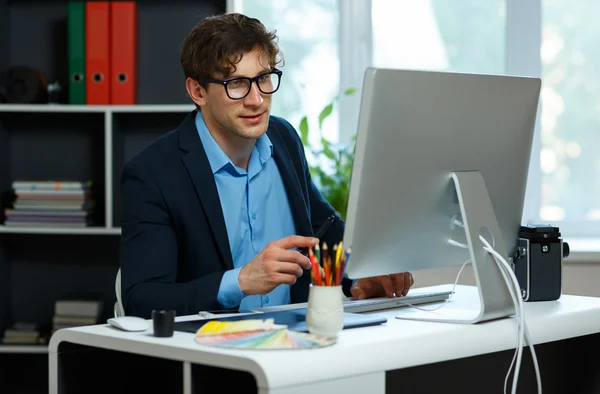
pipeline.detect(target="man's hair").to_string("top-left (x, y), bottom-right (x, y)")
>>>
top-left (180, 13), bottom-right (282, 87)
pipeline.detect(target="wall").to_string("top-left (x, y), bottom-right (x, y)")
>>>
top-left (413, 260), bottom-right (600, 298)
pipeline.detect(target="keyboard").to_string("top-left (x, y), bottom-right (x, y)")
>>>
top-left (250, 289), bottom-right (453, 314)
top-left (342, 290), bottom-right (452, 313)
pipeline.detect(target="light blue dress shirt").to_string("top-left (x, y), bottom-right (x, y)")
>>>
top-left (195, 112), bottom-right (297, 310)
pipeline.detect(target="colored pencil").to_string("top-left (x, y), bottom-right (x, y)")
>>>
top-left (340, 247), bottom-right (352, 283)
top-left (321, 242), bottom-right (329, 272)
top-left (335, 251), bottom-right (344, 286)
top-left (309, 247), bottom-right (321, 286)
top-left (309, 242), bottom-right (351, 287)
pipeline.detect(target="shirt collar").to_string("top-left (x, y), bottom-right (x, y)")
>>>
top-left (254, 127), bottom-right (274, 166)
top-left (195, 111), bottom-right (273, 174)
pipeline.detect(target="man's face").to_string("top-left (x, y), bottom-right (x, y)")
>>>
top-left (201, 49), bottom-right (274, 141)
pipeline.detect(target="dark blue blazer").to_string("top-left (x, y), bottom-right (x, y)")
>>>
top-left (120, 110), bottom-right (348, 318)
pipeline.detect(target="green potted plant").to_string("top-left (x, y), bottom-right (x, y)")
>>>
top-left (299, 88), bottom-right (356, 221)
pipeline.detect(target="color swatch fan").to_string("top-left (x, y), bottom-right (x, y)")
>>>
top-left (194, 319), bottom-right (335, 350)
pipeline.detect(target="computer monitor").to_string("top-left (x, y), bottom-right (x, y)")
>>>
top-left (342, 67), bottom-right (541, 324)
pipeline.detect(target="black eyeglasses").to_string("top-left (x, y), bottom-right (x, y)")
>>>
top-left (203, 68), bottom-right (283, 100)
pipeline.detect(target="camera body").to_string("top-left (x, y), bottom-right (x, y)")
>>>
top-left (513, 224), bottom-right (570, 302)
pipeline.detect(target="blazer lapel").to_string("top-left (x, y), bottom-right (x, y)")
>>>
top-left (269, 130), bottom-right (312, 237)
top-left (178, 111), bottom-right (234, 271)
top-left (268, 127), bottom-right (313, 304)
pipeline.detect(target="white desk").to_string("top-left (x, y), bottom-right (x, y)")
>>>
top-left (48, 285), bottom-right (600, 394)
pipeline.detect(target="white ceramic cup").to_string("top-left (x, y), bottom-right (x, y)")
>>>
top-left (305, 285), bottom-right (344, 338)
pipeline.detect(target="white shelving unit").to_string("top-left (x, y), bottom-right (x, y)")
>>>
top-left (0, 226), bottom-right (121, 235)
top-left (0, 104), bottom-right (194, 113)
top-left (0, 104), bottom-right (193, 366)
top-left (0, 345), bottom-right (48, 354)
top-left (0, 0), bottom-right (225, 390)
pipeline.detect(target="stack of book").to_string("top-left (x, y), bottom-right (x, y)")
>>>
top-left (1, 322), bottom-right (45, 345)
top-left (4, 180), bottom-right (94, 228)
top-left (52, 299), bottom-right (102, 335)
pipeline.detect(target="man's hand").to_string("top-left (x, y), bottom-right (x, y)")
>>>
top-left (238, 236), bottom-right (318, 295)
top-left (350, 272), bottom-right (414, 300)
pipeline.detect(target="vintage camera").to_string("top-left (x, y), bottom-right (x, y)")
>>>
top-left (512, 224), bottom-right (570, 302)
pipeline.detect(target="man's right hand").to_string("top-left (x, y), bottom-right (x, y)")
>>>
top-left (238, 235), bottom-right (318, 295)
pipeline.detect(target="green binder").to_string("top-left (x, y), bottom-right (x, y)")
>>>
top-left (68, 1), bottom-right (85, 104)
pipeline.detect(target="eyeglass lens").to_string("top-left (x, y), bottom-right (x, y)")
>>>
top-left (226, 72), bottom-right (280, 99)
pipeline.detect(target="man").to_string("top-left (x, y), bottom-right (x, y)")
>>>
top-left (120, 13), bottom-right (414, 318)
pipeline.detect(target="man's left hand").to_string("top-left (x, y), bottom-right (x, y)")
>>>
top-left (350, 272), bottom-right (414, 300)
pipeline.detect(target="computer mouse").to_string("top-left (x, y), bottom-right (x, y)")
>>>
top-left (107, 316), bottom-right (149, 332)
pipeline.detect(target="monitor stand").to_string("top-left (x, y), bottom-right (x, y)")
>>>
top-left (395, 171), bottom-right (516, 324)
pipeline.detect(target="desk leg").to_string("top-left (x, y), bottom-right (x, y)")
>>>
top-left (260, 372), bottom-right (385, 394)
top-left (184, 361), bottom-right (192, 394)
top-left (49, 350), bottom-right (59, 394)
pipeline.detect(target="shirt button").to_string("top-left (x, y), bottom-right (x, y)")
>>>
top-left (251, 213), bottom-right (257, 220)
top-left (264, 296), bottom-right (270, 304)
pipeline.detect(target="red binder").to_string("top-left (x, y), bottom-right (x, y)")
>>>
top-left (110, 1), bottom-right (137, 104)
top-left (85, 1), bottom-right (110, 104)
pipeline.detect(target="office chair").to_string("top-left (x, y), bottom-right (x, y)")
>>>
top-left (114, 268), bottom-right (125, 317)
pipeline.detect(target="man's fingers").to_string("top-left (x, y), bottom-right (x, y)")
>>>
top-left (353, 277), bottom-right (383, 299)
top-left (272, 273), bottom-right (298, 286)
top-left (351, 281), bottom-right (369, 300)
top-left (403, 272), bottom-right (412, 296)
top-left (273, 235), bottom-right (318, 250)
top-left (274, 249), bottom-right (311, 270)
top-left (391, 273), bottom-right (405, 297)
top-left (352, 273), bottom-right (414, 300)
top-left (275, 261), bottom-right (305, 278)
top-left (377, 275), bottom-right (395, 298)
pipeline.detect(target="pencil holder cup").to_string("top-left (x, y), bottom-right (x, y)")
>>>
top-left (306, 285), bottom-right (344, 338)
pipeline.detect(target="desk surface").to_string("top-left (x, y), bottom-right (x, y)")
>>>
top-left (49, 285), bottom-right (600, 391)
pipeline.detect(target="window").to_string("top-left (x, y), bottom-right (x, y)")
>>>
top-left (234, 0), bottom-right (340, 145)
top-left (538, 0), bottom-right (600, 237)
top-left (372, 0), bottom-right (505, 75)
top-left (232, 1), bottom-right (600, 244)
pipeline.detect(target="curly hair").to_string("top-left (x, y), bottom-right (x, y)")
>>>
top-left (180, 13), bottom-right (283, 87)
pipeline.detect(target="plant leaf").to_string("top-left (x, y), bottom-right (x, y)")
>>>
top-left (318, 103), bottom-right (334, 130)
top-left (343, 87), bottom-right (356, 96)
top-left (320, 137), bottom-right (336, 161)
top-left (299, 116), bottom-right (309, 145)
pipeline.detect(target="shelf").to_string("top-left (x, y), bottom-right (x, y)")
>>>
top-left (0, 345), bottom-right (48, 354)
top-left (0, 104), bottom-right (195, 113)
top-left (0, 226), bottom-right (121, 235)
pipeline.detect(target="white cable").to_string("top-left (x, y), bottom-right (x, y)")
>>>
top-left (447, 219), bottom-right (541, 394)
top-left (393, 258), bottom-right (471, 311)
top-left (447, 239), bottom-right (469, 249)
top-left (453, 218), bottom-right (465, 228)
top-left (448, 235), bottom-right (526, 391)
top-left (484, 241), bottom-right (526, 394)
top-left (479, 235), bottom-right (542, 394)
top-left (495, 257), bottom-right (524, 394)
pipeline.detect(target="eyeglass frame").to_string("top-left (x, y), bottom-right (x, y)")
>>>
top-left (203, 68), bottom-right (283, 100)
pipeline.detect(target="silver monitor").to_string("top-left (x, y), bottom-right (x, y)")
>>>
top-left (342, 67), bottom-right (541, 324)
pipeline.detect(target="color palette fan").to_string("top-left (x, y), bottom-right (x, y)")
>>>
top-left (194, 319), bottom-right (336, 350)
